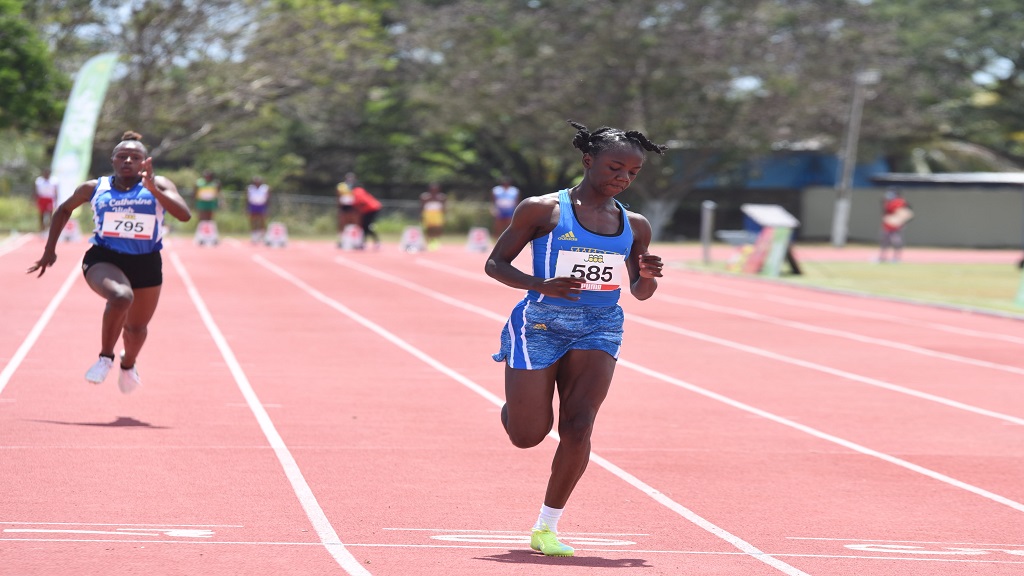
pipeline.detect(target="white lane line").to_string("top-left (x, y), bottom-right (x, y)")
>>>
top-left (667, 275), bottom-right (1024, 345)
top-left (342, 256), bottom-right (1024, 516)
top-left (258, 254), bottom-right (812, 576)
top-left (0, 521), bottom-right (242, 527)
top-left (415, 258), bottom-right (1024, 427)
top-left (0, 261), bottom-right (80, 396)
top-left (169, 252), bottom-right (371, 576)
top-left (788, 536), bottom-right (1024, 547)
top-left (624, 313), bottom-right (1024, 427)
top-left (422, 257), bottom-right (1024, 348)
top-left (659, 293), bottom-right (1024, 376)
top-left (1, 536), bottom-right (1023, 564)
top-left (619, 359), bottom-right (1024, 515)
top-left (0, 232), bottom-right (34, 257)
top-left (383, 527), bottom-right (650, 536)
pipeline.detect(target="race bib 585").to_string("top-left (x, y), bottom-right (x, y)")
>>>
top-left (553, 250), bottom-right (625, 291)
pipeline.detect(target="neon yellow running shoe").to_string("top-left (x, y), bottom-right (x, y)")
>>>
top-left (530, 528), bottom-right (574, 557)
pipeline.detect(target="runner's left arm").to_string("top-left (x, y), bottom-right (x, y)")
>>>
top-left (626, 212), bottom-right (661, 301)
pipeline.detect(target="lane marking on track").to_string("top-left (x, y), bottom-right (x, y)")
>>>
top-left (5, 528), bottom-right (216, 538)
top-left (339, 256), bottom-right (1024, 516)
top-left (787, 536), bottom-right (1024, 559)
top-left (0, 232), bottom-right (34, 257)
top-left (0, 536), bottom-right (1022, 563)
top-left (169, 252), bottom-right (371, 576)
top-left (0, 260), bottom-right (80, 396)
top-left (0, 521), bottom-right (242, 527)
top-left (667, 275), bottom-right (1024, 345)
top-left (384, 527), bottom-right (650, 535)
top-left (416, 258), bottom-right (1024, 426)
top-left (658, 293), bottom-right (1024, 376)
top-left (385, 527), bottom-right (641, 546)
top-left (790, 535), bottom-right (1024, 547)
top-left (430, 533), bottom-right (637, 546)
top-left (257, 254), bottom-right (812, 576)
top-left (624, 314), bottom-right (1024, 426)
top-left (3, 531), bottom-right (1022, 564)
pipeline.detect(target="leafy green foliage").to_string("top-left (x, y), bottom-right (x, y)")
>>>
top-left (9, 0), bottom-right (1024, 241)
top-left (0, 0), bottom-right (66, 130)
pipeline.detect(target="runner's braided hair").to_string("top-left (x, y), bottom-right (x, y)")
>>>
top-left (568, 120), bottom-right (668, 156)
top-left (113, 130), bottom-right (147, 155)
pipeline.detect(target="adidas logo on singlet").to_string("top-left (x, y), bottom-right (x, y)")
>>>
top-left (557, 231), bottom-right (577, 241)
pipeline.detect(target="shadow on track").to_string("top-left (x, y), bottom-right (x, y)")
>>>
top-left (28, 416), bottom-right (169, 429)
top-left (475, 550), bottom-right (651, 568)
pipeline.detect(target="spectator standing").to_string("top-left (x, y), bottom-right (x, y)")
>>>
top-left (194, 170), bottom-right (220, 222)
top-left (246, 176), bottom-right (271, 243)
top-left (420, 182), bottom-right (446, 251)
top-left (351, 181), bottom-right (383, 250)
top-left (336, 172), bottom-right (360, 245)
top-left (34, 168), bottom-right (59, 232)
top-left (491, 175), bottom-right (520, 239)
top-left (879, 188), bottom-right (912, 263)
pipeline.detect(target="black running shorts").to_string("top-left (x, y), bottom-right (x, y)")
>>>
top-left (82, 244), bottom-right (163, 289)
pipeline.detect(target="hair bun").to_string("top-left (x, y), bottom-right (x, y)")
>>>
top-left (121, 130), bottom-right (143, 142)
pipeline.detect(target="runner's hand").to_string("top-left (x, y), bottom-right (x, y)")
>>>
top-left (538, 277), bottom-right (584, 300)
top-left (638, 253), bottom-right (663, 279)
top-left (140, 157), bottom-right (156, 191)
top-left (27, 252), bottom-right (56, 277)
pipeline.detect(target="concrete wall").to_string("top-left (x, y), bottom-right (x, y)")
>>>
top-left (801, 186), bottom-right (1024, 248)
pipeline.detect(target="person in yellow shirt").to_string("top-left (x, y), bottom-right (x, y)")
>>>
top-left (194, 171), bottom-right (220, 221)
top-left (336, 172), bottom-right (360, 245)
top-left (419, 182), bottom-right (446, 250)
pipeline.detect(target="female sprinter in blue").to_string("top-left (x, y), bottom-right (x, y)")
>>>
top-left (29, 131), bottom-right (192, 394)
top-left (485, 120), bottom-right (666, 556)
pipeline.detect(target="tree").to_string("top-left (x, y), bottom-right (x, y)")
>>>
top-left (0, 0), bottom-right (66, 131)
top-left (393, 0), bottom-right (930, 238)
top-left (870, 0), bottom-right (1024, 166)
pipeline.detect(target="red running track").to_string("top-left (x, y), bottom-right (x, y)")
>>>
top-left (1, 232), bottom-right (1022, 575)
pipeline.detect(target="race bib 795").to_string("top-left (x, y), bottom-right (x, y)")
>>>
top-left (101, 212), bottom-right (156, 240)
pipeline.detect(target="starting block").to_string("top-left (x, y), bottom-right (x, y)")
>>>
top-left (400, 226), bottom-right (426, 253)
top-left (264, 221), bottom-right (288, 248)
top-left (59, 219), bottom-right (82, 242)
top-left (338, 224), bottom-right (364, 250)
top-left (465, 227), bottom-right (491, 252)
top-left (194, 220), bottom-right (219, 246)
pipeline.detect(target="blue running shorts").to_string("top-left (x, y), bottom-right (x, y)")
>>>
top-left (492, 299), bottom-right (624, 370)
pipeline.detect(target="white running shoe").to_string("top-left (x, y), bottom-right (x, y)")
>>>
top-left (85, 356), bottom-right (114, 384)
top-left (117, 351), bottom-right (142, 394)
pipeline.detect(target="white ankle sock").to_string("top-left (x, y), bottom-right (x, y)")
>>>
top-left (533, 504), bottom-right (563, 533)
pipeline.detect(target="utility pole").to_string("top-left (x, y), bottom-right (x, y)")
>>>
top-left (831, 69), bottom-right (880, 247)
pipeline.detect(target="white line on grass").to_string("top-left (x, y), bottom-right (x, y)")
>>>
top-left (0, 262), bottom-right (79, 396)
top-left (256, 254), bottom-right (812, 576)
top-left (168, 252), bottom-right (371, 576)
top-left (345, 256), bottom-right (1024, 515)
